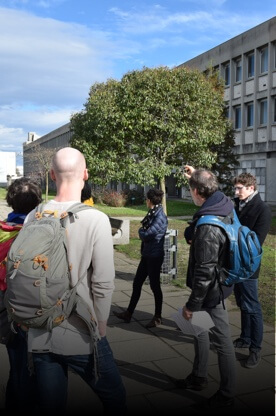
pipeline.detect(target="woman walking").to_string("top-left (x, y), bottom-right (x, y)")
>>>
top-left (114, 188), bottom-right (168, 328)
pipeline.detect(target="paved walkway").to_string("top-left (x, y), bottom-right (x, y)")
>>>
top-left (0, 201), bottom-right (274, 415)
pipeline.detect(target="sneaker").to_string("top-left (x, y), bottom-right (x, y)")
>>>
top-left (245, 351), bottom-right (261, 369)
top-left (207, 390), bottom-right (234, 408)
top-left (113, 310), bottom-right (132, 323)
top-left (145, 316), bottom-right (162, 328)
top-left (233, 337), bottom-right (250, 348)
top-left (195, 390), bottom-right (234, 409)
top-left (175, 373), bottom-right (208, 391)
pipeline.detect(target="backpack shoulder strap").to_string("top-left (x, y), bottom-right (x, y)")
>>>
top-left (196, 214), bottom-right (227, 229)
top-left (196, 210), bottom-right (237, 230)
top-left (36, 203), bottom-right (45, 214)
top-left (67, 202), bottom-right (94, 216)
top-left (63, 203), bottom-right (94, 224)
top-left (196, 215), bottom-right (235, 244)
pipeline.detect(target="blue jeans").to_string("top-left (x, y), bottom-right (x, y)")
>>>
top-left (32, 336), bottom-right (126, 415)
top-left (234, 279), bottom-right (263, 351)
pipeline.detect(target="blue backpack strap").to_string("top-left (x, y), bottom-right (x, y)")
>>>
top-left (196, 213), bottom-right (234, 310)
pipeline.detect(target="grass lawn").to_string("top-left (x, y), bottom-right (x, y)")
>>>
top-left (115, 216), bottom-right (276, 327)
top-left (93, 199), bottom-right (197, 217)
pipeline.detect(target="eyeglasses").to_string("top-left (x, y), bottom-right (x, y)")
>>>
top-left (234, 185), bottom-right (245, 191)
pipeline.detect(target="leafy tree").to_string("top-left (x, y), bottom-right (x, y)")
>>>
top-left (211, 120), bottom-right (239, 197)
top-left (70, 79), bottom-right (133, 189)
top-left (71, 66), bottom-right (236, 213)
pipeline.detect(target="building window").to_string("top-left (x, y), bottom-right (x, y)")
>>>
top-left (224, 106), bottom-right (230, 119)
top-left (260, 46), bottom-right (268, 73)
top-left (247, 52), bottom-right (255, 78)
top-left (223, 62), bottom-right (230, 86)
top-left (273, 97), bottom-right (276, 123)
top-left (246, 102), bottom-right (254, 127)
top-left (235, 58), bottom-right (242, 82)
top-left (260, 99), bottom-right (267, 125)
top-left (234, 106), bottom-right (241, 129)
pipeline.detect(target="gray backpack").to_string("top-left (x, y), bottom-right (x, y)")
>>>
top-left (4, 202), bottom-right (98, 343)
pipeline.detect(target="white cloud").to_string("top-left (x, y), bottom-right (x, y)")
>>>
top-left (0, 7), bottom-right (140, 108)
top-left (0, 104), bottom-right (76, 131)
top-left (0, 105), bottom-right (75, 156)
top-left (0, 125), bottom-right (26, 153)
top-left (108, 5), bottom-right (273, 41)
top-left (0, 5), bottom-right (145, 161)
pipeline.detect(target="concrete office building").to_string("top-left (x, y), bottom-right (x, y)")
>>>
top-left (179, 17), bottom-right (276, 203)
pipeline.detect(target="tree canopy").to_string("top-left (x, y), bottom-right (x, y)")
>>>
top-left (70, 65), bottom-right (237, 211)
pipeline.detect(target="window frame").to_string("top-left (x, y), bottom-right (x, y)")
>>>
top-left (235, 58), bottom-right (242, 83)
top-left (260, 45), bottom-right (268, 74)
top-left (273, 96), bottom-right (276, 123)
top-left (246, 102), bottom-right (254, 128)
top-left (247, 52), bottom-right (255, 78)
top-left (234, 106), bottom-right (241, 129)
top-left (223, 62), bottom-right (230, 86)
top-left (259, 99), bottom-right (268, 125)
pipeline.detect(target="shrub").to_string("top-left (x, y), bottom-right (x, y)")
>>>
top-left (91, 189), bottom-right (104, 204)
top-left (125, 189), bottom-right (145, 206)
top-left (102, 190), bottom-right (127, 207)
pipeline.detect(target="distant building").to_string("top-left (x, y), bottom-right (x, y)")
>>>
top-left (23, 123), bottom-right (72, 189)
top-left (179, 16), bottom-right (276, 204)
top-left (0, 151), bottom-right (16, 187)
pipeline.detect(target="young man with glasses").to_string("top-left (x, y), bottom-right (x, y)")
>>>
top-left (232, 173), bottom-right (271, 368)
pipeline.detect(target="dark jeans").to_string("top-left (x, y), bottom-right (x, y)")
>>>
top-left (127, 255), bottom-right (164, 317)
top-left (193, 303), bottom-right (236, 397)
top-left (5, 327), bottom-right (37, 413)
top-left (32, 336), bottom-right (126, 415)
top-left (234, 279), bottom-right (263, 351)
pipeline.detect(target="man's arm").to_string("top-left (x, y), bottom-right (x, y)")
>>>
top-left (252, 204), bottom-right (272, 246)
top-left (90, 213), bottom-right (115, 337)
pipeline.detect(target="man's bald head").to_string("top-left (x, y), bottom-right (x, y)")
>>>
top-left (51, 147), bottom-right (86, 182)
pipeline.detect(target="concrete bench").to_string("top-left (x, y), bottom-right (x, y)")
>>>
top-left (109, 217), bottom-right (129, 245)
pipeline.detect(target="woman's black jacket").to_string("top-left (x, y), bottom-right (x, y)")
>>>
top-left (139, 205), bottom-right (168, 258)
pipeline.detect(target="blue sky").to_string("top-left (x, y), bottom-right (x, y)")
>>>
top-left (0, 0), bottom-right (275, 168)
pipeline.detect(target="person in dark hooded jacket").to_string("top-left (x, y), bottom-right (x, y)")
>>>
top-left (114, 188), bottom-right (168, 328)
top-left (232, 173), bottom-right (271, 369)
top-left (175, 166), bottom-right (236, 410)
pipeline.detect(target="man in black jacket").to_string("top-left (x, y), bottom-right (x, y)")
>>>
top-left (177, 166), bottom-right (236, 409)
top-left (232, 173), bottom-right (271, 368)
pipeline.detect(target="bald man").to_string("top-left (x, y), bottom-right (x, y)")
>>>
top-left (25, 148), bottom-right (126, 415)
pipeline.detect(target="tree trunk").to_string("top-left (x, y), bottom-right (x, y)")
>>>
top-left (160, 177), bottom-right (167, 215)
top-left (45, 172), bottom-right (49, 203)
